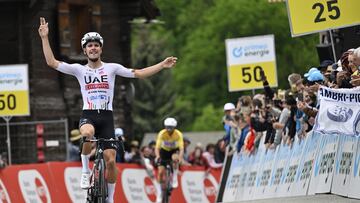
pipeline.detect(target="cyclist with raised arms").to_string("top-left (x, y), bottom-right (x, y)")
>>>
top-left (38, 17), bottom-right (177, 203)
top-left (155, 117), bottom-right (184, 203)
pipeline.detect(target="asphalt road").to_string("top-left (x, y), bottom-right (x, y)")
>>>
top-left (229, 194), bottom-right (360, 203)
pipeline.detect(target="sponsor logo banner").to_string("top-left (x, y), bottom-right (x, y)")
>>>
top-left (315, 86), bottom-right (360, 136)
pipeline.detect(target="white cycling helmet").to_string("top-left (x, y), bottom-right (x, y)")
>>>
top-left (164, 117), bottom-right (177, 127)
top-left (81, 32), bottom-right (104, 48)
top-left (223, 103), bottom-right (235, 111)
top-left (114, 128), bottom-right (123, 136)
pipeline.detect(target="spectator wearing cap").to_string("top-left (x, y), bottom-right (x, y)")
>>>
top-left (222, 102), bottom-right (236, 145)
top-left (115, 128), bottom-right (125, 163)
top-left (271, 89), bottom-right (290, 148)
top-left (67, 129), bottom-right (82, 161)
top-left (318, 60), bottom-right (334, 75)
top-left (124, 140), bottom-right (142, 164)
top-left (304, 68), bottom-right (324, 93)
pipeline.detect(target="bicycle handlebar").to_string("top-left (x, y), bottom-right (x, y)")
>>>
top-left (82, 137), bottom-right (126, 153)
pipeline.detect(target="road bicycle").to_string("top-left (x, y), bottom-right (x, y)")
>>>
top-left (158, 159), bottom-right (174, 203)
top-left (83, 136), bottom-right (124, 203)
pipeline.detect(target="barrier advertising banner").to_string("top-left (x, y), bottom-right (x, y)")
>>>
top-left (254, 149), bottom-right (276, 199)
top-left (278, 137), bottom-right (306, 197)
top-left (348, 137), bottom-right (360, 199)
top-left (332, 135), bottom-right (357, 196)
top-left (291, 132), bottom-right (321, 196)
top-left (0, 162), bottom-right (221, 203)
top-left (314, 86), bottom-right (360, 136)
top-left (242, 136), bottom-right (266, 201)
top-left (222, 152), bottom-right (244, 202)
top-left (305, 133), bottom-right (339, 194)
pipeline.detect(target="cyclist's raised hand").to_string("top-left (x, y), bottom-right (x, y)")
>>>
top-left (38, 17), bottom-right (49, 38)
top-left (161, 56), bottom-right (177, 69)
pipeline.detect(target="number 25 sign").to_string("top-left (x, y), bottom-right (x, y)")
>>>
top-left (286, 0), bottom-right (360, 37)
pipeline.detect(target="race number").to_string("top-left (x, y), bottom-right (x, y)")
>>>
top-left (286, 0), bottom-right (360, 37)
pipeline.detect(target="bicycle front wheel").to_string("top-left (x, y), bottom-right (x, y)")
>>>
top-left (95, 159), bottom-right (107, 203)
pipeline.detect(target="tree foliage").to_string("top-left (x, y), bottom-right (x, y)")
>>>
top-left (131, 0), bottom-right (318, 134)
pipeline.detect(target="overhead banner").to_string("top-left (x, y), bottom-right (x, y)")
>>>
top-left (314, 86), bottom-right (360, 136)
top-left (286, 0), bottom-right (360, 37)
top-left (225, 35), bottom-right (278, 92)
top-left (0, 64), bottom-right (30, 116)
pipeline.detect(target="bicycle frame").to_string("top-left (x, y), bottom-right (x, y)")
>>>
top-left (84, 138), bottom-right (123, 203)
top-left (160, 160), bottom-right (173, 203)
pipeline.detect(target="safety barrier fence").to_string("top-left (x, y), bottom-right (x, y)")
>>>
top-left (0, 162), bottom-right (221, 203)
top-left (218, 131), bottom-right (360, 202)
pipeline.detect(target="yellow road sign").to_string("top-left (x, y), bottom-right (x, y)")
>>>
top-left (225, 35), bottom-right (278, 92)
top-left (0, 64), bottom-right (30, 117)
top-left (228, 62), bottom-right (277, 91)
top-left (286, 0), bottom-right (360, 37)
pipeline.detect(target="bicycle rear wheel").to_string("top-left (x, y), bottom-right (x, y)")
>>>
top-left (94, 159), bottom-right (107, 203)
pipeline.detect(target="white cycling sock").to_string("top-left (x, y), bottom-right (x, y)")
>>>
top-left (81, 154), bottom-right (91, 173)
top-left (173, 169), bottom-right (178, 182)
top-left (155, 181), bottom-right (161, 194)
top-left (107, 183), bottom-right (116, 203)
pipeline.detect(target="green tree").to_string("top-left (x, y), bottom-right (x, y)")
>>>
top-left (192, 104), bottom-right (224, 131)
top-left (133, 0), bottom-right (318, 132)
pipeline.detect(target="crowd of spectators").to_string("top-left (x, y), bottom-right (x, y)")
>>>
top-left (123, 137), bottom-right (225, 171)
top-left (222, 47), bottom-right (360, 154)
top-left (65, 47), bottom-right (360, 172)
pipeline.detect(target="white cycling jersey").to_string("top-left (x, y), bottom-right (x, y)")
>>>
top-left (56, 62), bottom-right (135, 110)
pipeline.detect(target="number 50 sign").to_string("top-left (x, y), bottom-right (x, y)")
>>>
top-left (0, 64), bottom-right (30, 116)
top-left (286, 0), bottom-right (360, 37)
top-left (225, 35), bottom-right (278, 92)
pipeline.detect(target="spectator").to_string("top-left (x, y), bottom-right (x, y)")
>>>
top-left (222, 102), bottom-right (236, 145)
top-left (140, 146), bottom-right (156, 178)
top-left (188, 143), bottom-right (205, 166)
top-left (115, 128), bottom-right (125, 163)
top-left (124, 140), bottom-right (141, 164)
top-left (148, 140), bottom-right (156, 160)
top-left (67, 129), bottom-right (81, 162)
top-left (202, 144), bottom-right (223, 169)
top-left (183, 137), bottom-right (191, 164)
top-left (0, 152), bottom-right (8, 169)
top-left (272, 90), bottom-right (290, 148)
top-left (283, 90), bottom-right (297, 146)
top-left (214, 139), bottom-right (226, 163)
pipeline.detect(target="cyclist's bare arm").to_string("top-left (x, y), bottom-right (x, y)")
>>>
top-left (155, 147), bottom-right (160, 161)
top-left (133, 56), bottom-right (177, 79)
top-left (178, 148), bottom-right (184, 163)
top-left (38, 17), bottom-right (60, 69)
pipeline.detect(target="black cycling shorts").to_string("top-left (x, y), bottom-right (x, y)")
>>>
top-left (79, 110), bottom-right (117, 150)
top-left (159, 148), bottom-right (179, 166)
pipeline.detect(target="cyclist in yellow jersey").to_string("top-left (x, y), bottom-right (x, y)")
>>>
top-left (154, 117), bottom-right (184, 203)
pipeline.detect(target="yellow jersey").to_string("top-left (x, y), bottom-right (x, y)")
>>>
top-left (155, 129), bottom-right (184, 151)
